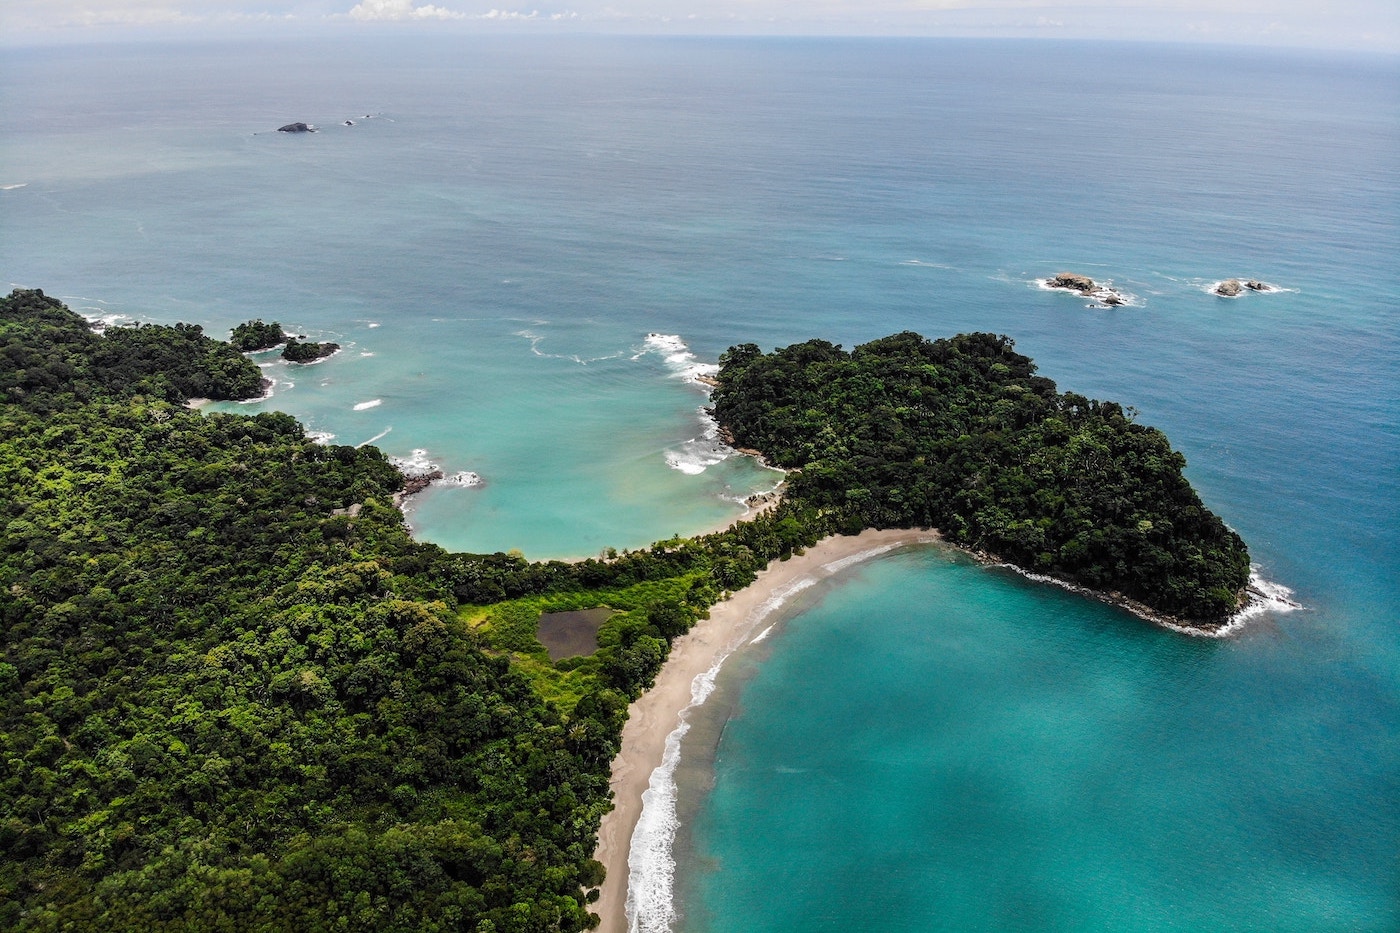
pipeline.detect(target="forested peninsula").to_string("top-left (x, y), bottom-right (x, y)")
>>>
top-left (710, 333), bottom-right (1251, 621)
top-left (1, 290), bottom-right (1248, 931)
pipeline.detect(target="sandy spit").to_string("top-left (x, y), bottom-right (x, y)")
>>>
top-left (591, 527), bottom-right (941, 933)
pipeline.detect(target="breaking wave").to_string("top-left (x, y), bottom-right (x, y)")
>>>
top-left (625, 538), bottom-right (933, 932)
top-left (388, 449), bottom-right (484, 488)
top-left (664, 407), bottom-right (732, 476)
top-left (993, 561), bottom-right (1302, 638)
top-left (638, 333), bottom-right (719, 385)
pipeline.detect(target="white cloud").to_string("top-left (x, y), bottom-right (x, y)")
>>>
top-left (348, 0), bottom-right (465, 20)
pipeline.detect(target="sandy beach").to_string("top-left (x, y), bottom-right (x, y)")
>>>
top-left (591, 527), bottom-right (941, 933)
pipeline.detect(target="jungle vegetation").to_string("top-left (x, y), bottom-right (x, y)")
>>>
top-left (282, 339), bottom-right (341, 364)
top-left (710, 331), bottom-right (1251, 620)
top-left (229, 319), bottom-right (286, 353)
top-left (0, 289), bottom-right (822, 932)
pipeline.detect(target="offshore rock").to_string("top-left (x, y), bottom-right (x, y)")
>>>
top-left (1046, 272), bottom-right (1131, 307)
top-left (1048, 272), bottom-right (1097, 293)
top-left (277, 122), bottom-right (314, 133)
top-left (1215, 278), bottom-right (1244, 297)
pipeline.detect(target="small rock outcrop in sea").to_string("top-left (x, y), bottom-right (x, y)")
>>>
top-left (277, 122), bottom-right (315, 133)
top-left (1048, 272), bottom-right (1095, 292)
top-left (1045, 272), bottom-right (1130, 307)
top-left (1214, 278), bottom-right (1276, 297)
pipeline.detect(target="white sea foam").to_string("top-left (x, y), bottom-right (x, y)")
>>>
top-left (367, 322), bottom-right (381, 328)
top-left (386, 449), bottom-right (484, 488)
top-left (306, 430), bottom-right (336, 445)
top-left (70, 298), bottom-right (134, 333)
top-left (626, 541), bottom-right (935, 931)
top-left (360, 351), bottom-right (375, 357)
top-left (87, 313), bottom-right (134, 331)
top-left (644, 335), bottom-right (732, 476)
top-left (356, 427), bottom-right (392, 448)
top-left (664, 408), bottom-right (732, 475)
top-left (516, 328), bottom-right (624, 365)
top-left (1, 183), bottom-right (27, 190)
top-left (626, 575), bottom-right (817, 933)
top-left (389, 448), bottom-right (437, 476)
top-left (1169, 568), bottom-right (1303, 638)
top-left (639, 333), bottom-right (720, 385)
top-left (438, 470), bottom-right (483, 488)
top-left (823, 542), bottom-right (903, 574)
top-left (353, 399), bottom-right (382, 410)
top-left (993, 560), bottom-right (1302, 638)
top-left (238, 377), bottom-right (278, 404)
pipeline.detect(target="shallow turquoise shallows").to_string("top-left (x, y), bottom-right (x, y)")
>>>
top-left (2, 36), bottom-right (1396, 931)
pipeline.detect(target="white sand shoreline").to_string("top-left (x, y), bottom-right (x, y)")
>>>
top-left (591, 527), bottom-right (941, 933)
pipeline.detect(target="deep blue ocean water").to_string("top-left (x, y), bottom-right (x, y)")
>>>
top-left (2, 36), bottom-right (1397, 931)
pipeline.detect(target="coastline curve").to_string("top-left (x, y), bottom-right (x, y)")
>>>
top-left (591, 528), bottom-right (942, 933)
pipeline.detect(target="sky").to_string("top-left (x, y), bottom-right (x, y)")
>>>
top-left (0, 0), bottom-right (1396, 51)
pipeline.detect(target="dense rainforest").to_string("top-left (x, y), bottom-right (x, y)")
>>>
top-left (1, 290), bottom-right (1248, 931)
top-left (0, 289), bottom-right (823, 932)
top-left (710, 332), bottom-right (1251, 620)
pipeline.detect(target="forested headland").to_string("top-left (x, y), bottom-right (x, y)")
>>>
top-left (1, 290), bottom-right (1249, 931)
top-left (710, 332), bottom-right (1251, 621)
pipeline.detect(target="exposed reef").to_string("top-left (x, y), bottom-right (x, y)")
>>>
top-left (1214, 278), bottom-right (1276, 297)
top-left (1044, 272), bottom-right (1130, 307)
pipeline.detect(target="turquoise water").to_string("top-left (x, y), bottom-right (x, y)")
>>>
top-left (678, 551), bottom-right (1397, 931)
top-left (2, 36), bottom-right (1397, 930)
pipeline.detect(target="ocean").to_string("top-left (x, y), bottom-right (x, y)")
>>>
top-left (3, 35), bottom-right (1397, 931)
